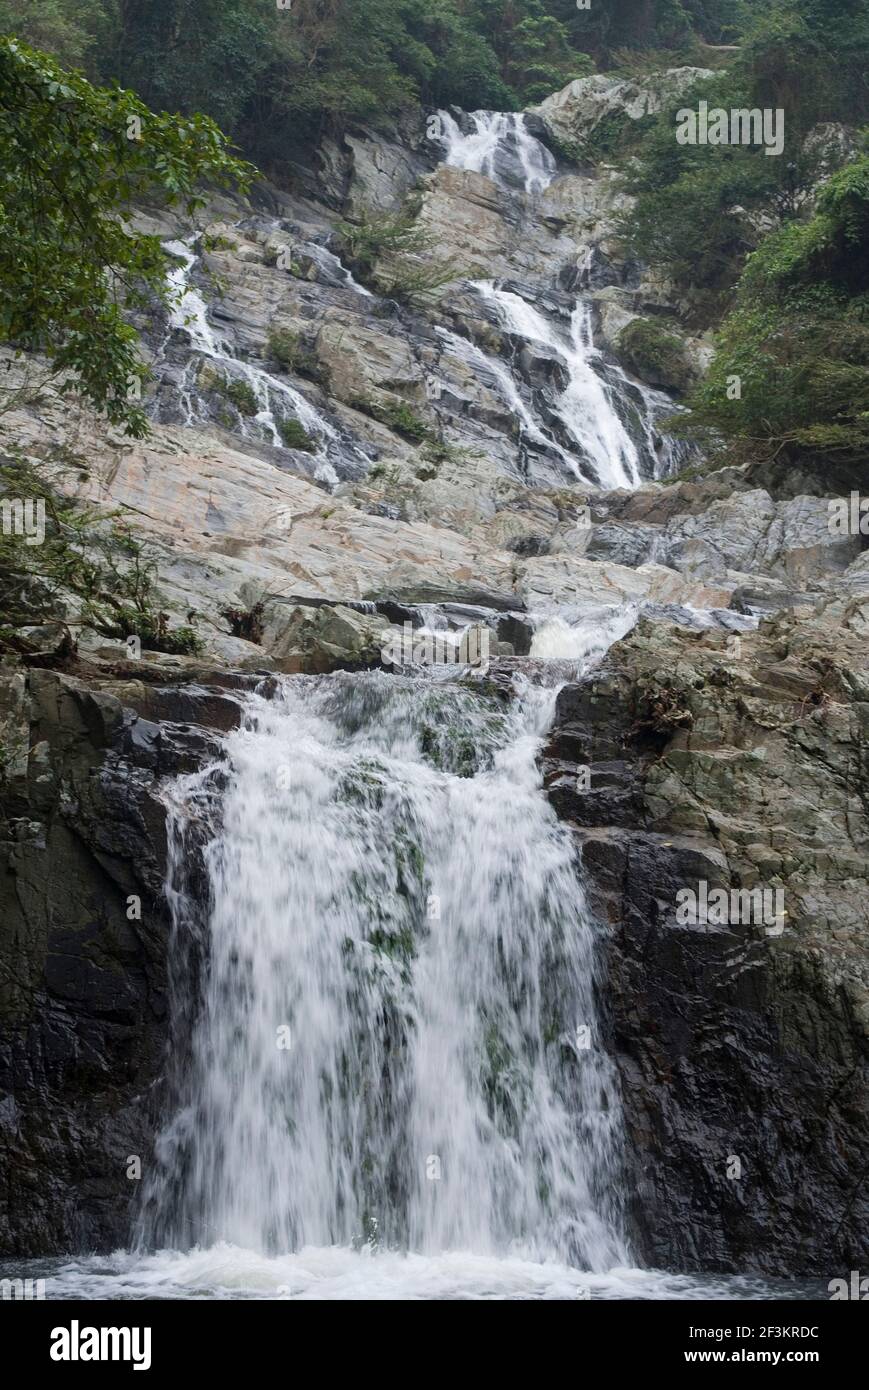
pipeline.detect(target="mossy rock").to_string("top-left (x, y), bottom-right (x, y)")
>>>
top-left (278, 417), bottom-right (316, 452)
top-left (617, 317), bottom-right (697, 396)
top-left (198, 365), bottom-right (258, 417)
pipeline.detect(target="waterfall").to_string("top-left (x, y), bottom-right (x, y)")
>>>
top-left (476, 283), bottom-right (643, 488)
top-left (531, 604), bottom-right (639, 662)
top-left (139, 671), bottom-right (629, 1273)
top-left (436, 109), bottom-right (556, 195)
top-left (431, 108), bottom-right (689, 486)
top-left (299, 242), bottom-right (374, 298)
top-left (161, 238), bottom-right (346, 485)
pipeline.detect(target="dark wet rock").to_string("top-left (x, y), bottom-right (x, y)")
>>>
top-left (0, 668), bottom-right (228, 1255)
top-left (544, 608), bottom-right (869, 1275)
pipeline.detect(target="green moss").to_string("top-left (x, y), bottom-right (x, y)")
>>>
top-left (224, 379), bottom-right (258, 416)
top-left (618, 317), bottom-right (695, 395)
top-left (277, 417), bottom-right (316, 452)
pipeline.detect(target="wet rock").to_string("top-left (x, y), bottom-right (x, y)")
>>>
top-left (544, 609), bottom-right (869, 1274)
top-left (259, 601), bottom-right (392, 674)
top-left (0, 668), bottom-right (228, 1254)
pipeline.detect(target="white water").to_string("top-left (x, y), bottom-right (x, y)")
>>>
top-left (29, 643), bottom-right (809, 1300)
top-left (436, 109), bottom-right (556, 195)
top-left (163, 238), bottom-right (340, 479)
top-left (139, 672), bottom-right (628, 1271)
top-left (477, 283), bottom-right (642, 489)
top-left (531, 604), bottom-right (639, 662)
top-left (12, 1245), bottom-right (818, 1301)
top-left (300, 242), bottom-right (374, 298)
top-left (434, 323), bottom-right (555, 456)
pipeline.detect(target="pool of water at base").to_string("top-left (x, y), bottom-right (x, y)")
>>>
top-left (2, 1248), bottom-right (828, 1301)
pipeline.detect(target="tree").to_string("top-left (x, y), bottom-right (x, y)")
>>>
top-left (684, 154), bottom-right (869, 465)
top-left (0, 36), bottom-right (252, 437)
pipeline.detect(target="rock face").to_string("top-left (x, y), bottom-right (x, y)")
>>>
top-left (0, 665), bottom-right (239, 1254)
top-left (1, 77), bottom-right (867, 1275)
top-left (531, 69), bottom-right (715, 150)
top-left (544, 600), bottom-right (869, 1274)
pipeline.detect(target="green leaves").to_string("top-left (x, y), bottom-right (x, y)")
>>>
top-left (0, 37), bottom-right (253, 437)
top-left (684, 154), bottom-right (869, 462)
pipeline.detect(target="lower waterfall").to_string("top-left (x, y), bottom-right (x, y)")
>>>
top-left (139, 670), bottom-right (628, 1271)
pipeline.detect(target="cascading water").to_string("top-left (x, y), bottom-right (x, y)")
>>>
top-left (436, 109), bottom-right (556, 195)
top-left (530, 604), bottom-right (640, 662)
top-left (139, 671), bottom-right (629, 1274)
top-left (476, 283), bottom-right (642, 488)
top-left (430, 109), bottom-right (690, 486)
top-left (161, 238), bottom-right (351, 485)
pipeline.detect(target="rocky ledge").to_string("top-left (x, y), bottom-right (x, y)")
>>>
top-left (0, 663), bottom-right (244, 1254)
top-left (544, 595), bottom-right (869, 1275)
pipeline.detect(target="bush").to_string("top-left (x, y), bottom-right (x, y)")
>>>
top-left (267, 328), bottom-right (329, 385)
top-left (267, 328), bottom-right (304, 370)
top-left (223, 379), bottom-right (258, 417)
top-left (682, 155), bottom-right (869, 464)
top-left (278, 418), bottom-right (316, 452)
top-left (337, 202), bottom-right (462, 305)
top-left (617, 318), bottom-right (696, 395)
top-left (352, 397), bottom-right (433, 443)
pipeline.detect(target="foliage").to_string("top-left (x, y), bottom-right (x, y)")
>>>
top-left (373, 400), bottom-right (432, 443)
top-left (277, 417), bottom-right (316, 452)
top-left (0, 37), bottom-right (252, 437)
top-left (619, 2), bottom-right (869, 308)
top-left (0, 0), bottom-right (110, 67)
top-left (267, 328), bottom-right (329, 387)
top-left (222, 379), bottom-right (258, 417)
top-left (617, 318), bottom-right (695, 394)
top-left (3, 0), bottom-right (597, 156)
top-left (683, 155), bottom-right (869, 462)
top-left (351, 393), bottom-right (433, 443)
top-left (338, 202), bottom-right (461, 304)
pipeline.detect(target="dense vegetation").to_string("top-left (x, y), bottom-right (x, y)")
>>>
top-left (0, 0), bottom-right (773, 163)
top-left (1, 0), bottom-right (867, 486)
top-left (622, 0), bottom-right (869, 308)
top-left (0, 0), bottom-right (588, 156)
top-left (685, 154), bottom-right (869, 465)
top-left (0, 35), bottom-right (251, 435)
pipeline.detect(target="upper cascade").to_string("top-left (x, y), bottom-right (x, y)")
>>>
top-left (435, 109), bottom-right (556, 196)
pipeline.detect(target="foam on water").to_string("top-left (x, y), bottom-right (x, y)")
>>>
top-left (11, 1247), bottom-right (822, 1301)
top-left (138, 672), bottom-right (629, 1269)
